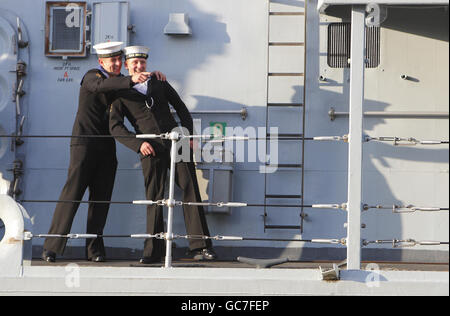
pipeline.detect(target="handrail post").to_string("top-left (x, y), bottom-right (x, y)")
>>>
top-left (346, 5), bottom-right (366, 270)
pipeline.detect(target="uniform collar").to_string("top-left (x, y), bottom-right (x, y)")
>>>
top-left (97, 66), bottom-right (124, 78)
top-left (97, 66), bottom-right (110, 78)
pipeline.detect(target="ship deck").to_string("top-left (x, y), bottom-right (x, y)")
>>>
top-left (30, 258), bottom-right (449, 272)
top-left (0, 258), bottom-right (444, 296)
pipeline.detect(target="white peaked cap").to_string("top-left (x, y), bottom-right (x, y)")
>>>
top-left (93, 41), bottom-right (124, 58)
top-left (123, 46), bottom-right (150, 59)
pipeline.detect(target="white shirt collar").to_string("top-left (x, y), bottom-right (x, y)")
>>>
top-left (133, 79), bottom-right (149, 95)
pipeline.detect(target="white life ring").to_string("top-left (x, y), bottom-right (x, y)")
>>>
top-left (0, 194), bottom-right (24, 277)
top-left (0, 194), bottom-right (24, 244)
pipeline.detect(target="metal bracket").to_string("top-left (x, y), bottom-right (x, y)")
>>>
top-left (23, 231), bottom-right (33, 241)
top-left (16, 60), bottom-right (27, 77)
top-left (241, 107), bottom-right (248, 121)
top-left (127, 24), bottom-right (136, 34)
top-left (328, 107), bottom-right (337, 121)
top-left (320, 259), bottom-right (347, 281)
top-left (16, 18), bottom-right (29, 48)
top-left (7, 159), bottom-right (24, 199)
top-left (320, 264), bottom-right (340, 281)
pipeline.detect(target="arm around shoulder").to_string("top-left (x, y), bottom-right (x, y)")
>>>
top-left (82, 70), bottom-right (133, 94)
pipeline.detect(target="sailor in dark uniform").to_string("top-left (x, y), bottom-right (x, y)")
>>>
top-left (42, 42), bottom-right (166, 263)
top-left (110, 46), bottom-right (217, 263)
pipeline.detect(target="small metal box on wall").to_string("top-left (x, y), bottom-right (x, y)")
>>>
top-left (91, 1), bottom-right (130, 52)
top-left (195, 149), bottom-right (234, 215)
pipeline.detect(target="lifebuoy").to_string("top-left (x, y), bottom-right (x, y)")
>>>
top-left (0, 194), bottom-right (24, 277)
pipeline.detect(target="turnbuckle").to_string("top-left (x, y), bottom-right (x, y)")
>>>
top-left (174, 234), bottom-right (209, 240)
top-left (313, 203), bottom-right (347, 211)
top-left (133, 199), bottom-right (166, 206)
top-left (365, 136), bottom-right (418, 146)
top-left (313, 135), bottom-right (348, 142)
top-left (363, 239), bottom-right (418, 248)
top-left (364, 204), bottom-right (447, 213)
top-left (365, 136), bottom-right (448, 146)
top-left (311, 238), bottom-right (347, 245)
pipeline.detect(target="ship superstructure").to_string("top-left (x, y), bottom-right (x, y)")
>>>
top-left (0, 0), bottom-right (448, 295)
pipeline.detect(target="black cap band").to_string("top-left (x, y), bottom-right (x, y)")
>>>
top-left (97, 51), bottom-right (123, 58)
top-left (125, 53), bottom-right (149, 60)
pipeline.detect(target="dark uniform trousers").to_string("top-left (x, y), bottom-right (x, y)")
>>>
top-left (43, 144), bottom-right (117, 258)
top-left (109, 78), bottom-right (213, 258)
top-left (141, 151), bottom-right (212, 258)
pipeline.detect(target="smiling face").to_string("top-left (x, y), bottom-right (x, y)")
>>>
top-left (125, 57), bottom-right (147, 75)
top-left (98, 55), bottom-right (123, 76)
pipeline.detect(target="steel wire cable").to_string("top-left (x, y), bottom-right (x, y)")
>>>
top-left (2, 134), bottom-right (449, 144)
top-left (19, 199), bottom-right (449, 212)
top-left (23, 233), bottom-right (449, 248)
top-left (23, 232), bottom-right (343, 245)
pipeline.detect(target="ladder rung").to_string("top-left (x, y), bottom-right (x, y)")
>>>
top-left (266, 134), bottom-right (306, 141)
top-left (267, 133), bottom-right (303, 138)
top-left (269, 73), bottom-right (304, 77)
top-left (267, 103), bottom-right (303, 107)
top-left (269, 12), bottom-right (305, 16)
top-left (264, 225), bottom-right (301, 230)
top-left (265, 194), bottom-right (302, 199)
top-left (269, 42), bottom-right (304, 46)
top-left (266, 164), bottom-right (302, 168)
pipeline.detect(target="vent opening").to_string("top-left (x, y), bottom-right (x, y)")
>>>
top-left (45, 2), bottom-right (87, 57)
top-left (327, 23), bottom-right (380, 68)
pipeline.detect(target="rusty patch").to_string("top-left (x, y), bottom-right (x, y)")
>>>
top-left (6, 237), bottom-right (21, 244)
